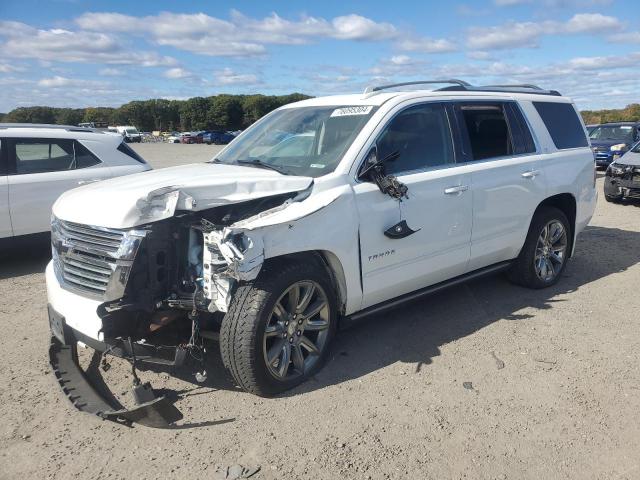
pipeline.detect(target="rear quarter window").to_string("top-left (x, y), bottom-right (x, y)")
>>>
top-left (533, 101), bottom-right (588, 150)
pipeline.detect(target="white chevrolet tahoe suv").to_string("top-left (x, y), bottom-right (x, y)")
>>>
top-left (0, 124), bottom-right (150, 241)
top-left (46, 80), bottom-right (596, 424)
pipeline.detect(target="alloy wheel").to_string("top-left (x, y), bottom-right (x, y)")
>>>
top-left (534, 220), bottom-right (568, 282)
top-left (263, 280), bottom-right (331, 380)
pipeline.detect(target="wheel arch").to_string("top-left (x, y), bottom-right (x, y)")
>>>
top-left (534, 193), bottom-right (577, 256)
top-left (262, 250), bottom-right (348, 316)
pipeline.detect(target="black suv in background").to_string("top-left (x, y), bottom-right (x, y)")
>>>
top-left (590, 122), bottom-right (640, 168)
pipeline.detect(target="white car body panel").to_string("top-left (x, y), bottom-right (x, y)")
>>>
top-left (46, 88), bottom-right (597, 342)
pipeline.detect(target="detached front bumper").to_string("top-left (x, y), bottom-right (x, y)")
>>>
top-left (46, 261), bottom-right (185, 427)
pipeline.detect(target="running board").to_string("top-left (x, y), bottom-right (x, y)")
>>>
top-left (345, 261), bottom-right (512, 324)
top-left (48, 337), bottom-right (183, 428)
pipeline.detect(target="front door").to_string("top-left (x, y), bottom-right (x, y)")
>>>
top-left (353, 102), bottom-right (473, 309)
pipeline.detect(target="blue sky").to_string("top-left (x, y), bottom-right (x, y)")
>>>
top-left (0, 0), bottom-right (638, 112)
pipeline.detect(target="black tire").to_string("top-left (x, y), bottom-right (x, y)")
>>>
top-left (220, 260), bottom-right (338, 396)
top-left (507, 206), bottom-right (571, 289)
top-left (605, 194), bottom-right (622, 203)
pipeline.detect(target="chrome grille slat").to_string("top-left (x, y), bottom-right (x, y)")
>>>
top-left (55, 220), bottom-right (127, 298)
top-left (64, 258), bottom-right (112, 276)
top-left (63, 265), bottom-right (110, 284)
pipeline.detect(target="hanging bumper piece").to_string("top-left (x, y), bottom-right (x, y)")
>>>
top-left (48, 337), bottom-right (183, 428)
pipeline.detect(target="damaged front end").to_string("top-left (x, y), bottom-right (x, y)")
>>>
top-left (49, 188), bottom-right (307, 427)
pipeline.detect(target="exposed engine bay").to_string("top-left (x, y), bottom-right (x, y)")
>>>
top-left (96, 191), bottom-right (302, 344)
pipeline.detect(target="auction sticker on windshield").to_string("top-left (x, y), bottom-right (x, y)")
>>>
top-left (330, 106), bottom-right (374, 117)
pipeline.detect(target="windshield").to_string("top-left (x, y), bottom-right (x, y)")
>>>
top-left (125, 127), bottom-right (138, 134)
top-left (589, 125), bottom-right (634, 142)
top-left (214, 105), bottom-right (377, 177)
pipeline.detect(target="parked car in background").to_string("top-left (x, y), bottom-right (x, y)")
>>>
top-left (589, 122), bottom-right (640, 168)
top-left (166, 132), bottom-right (181, 143)
top-left (203, 130), bottom-right (236, 145)
top-left (0, 124), bottom-right (150, 242)
top-left (179, 132), bottom-right (193, 144)
top-left (116, 125), bottom-right (142, 143)
top-left (604, 142), bottom-right (640, 202)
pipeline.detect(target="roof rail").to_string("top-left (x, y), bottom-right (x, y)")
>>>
top-left (362, 79), bottom-right (471, 98)
top-left (361, 80), bottom-right (562, 98)
top-left (0, 123), bottom-right (105, 133)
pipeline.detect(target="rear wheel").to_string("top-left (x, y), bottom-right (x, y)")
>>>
top-left (508, 207), bottom-right (570, 289)
top-left (220, 261), bottom-right (337, 396)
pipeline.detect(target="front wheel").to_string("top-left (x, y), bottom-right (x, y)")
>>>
top-left (508, 206), bottom-right (570, 289)
top-left (220, 261), bottom-right (337, 396)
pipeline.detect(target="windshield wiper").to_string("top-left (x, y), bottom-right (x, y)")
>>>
top-left (235, 159), bottom-right (290, 175)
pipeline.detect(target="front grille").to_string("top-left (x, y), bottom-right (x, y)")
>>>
top-left (52, 218), bottom-right (146, 300)
top-left (57, 221), bottom-right (124, 257)
top-left (61, 252), bottom-right (115, 295)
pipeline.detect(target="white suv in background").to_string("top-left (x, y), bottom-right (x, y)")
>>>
top-left (46, 80), bottom-right (596, 426)
top-left (0, 124), bottom-right (151, 241)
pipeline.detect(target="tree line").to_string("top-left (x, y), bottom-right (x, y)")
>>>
top-left (0, 93), bottom-right (311, 132)
top-left (1, 97), bottom-right (638, 131)
top-left (580, 104), bottom-right (640, 125)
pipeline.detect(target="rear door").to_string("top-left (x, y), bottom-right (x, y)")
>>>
top-left (452, 101), bottom-right (548, 270)
top-left (7, 137), bottom-right (112, 235)
top-left (0, 138), bottom-right (12, 238)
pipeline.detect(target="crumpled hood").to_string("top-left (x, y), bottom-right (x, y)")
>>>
top-left (53, 163), bottom-right (313, 229)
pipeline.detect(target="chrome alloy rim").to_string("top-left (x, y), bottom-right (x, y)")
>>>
top-left (534, 220), bottom-right (568, 282)
top-left (263, 280), bottom-right (331, 380)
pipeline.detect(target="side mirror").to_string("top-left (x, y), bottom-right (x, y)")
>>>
top-left (358, 147), bottom-right (380, 181)
top-left (358, 146), bottom-right (400, 181)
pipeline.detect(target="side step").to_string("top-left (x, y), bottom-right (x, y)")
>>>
top-left (48, 337), bottom-right (183, 428)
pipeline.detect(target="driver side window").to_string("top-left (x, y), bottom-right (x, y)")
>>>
top-left (377, 103), bottom-right (454, 175)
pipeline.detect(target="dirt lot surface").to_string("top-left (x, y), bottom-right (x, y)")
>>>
top-left (1, 147), bottom-right (639, 480)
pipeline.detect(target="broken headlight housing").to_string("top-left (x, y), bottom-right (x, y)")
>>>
top-left (606, 163), bottom-right (633, 177)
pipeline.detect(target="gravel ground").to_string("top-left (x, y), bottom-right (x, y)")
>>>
top-left (1, 145), bottom-right (639, 480)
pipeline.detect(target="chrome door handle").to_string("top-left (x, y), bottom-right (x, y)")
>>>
top-left (77, 179), bottom-right (101, 185)
top-left (521, 170), bottom-right (540, 179)
top-left (444, 185), bottom-right (469, 195)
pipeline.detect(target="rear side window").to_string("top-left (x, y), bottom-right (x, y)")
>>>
top-left (14, 139), bottom-right (76, 174)
top-left (11, 138), bottom-right (102, 174)
top-left (376, 102), bottom-right (454, 175)
top-left (117, 142), bottom-right (147, 164)
top-left (533, 102), bottom-right (588, 149)
top-left (459, 104), bottom-right (513, 161)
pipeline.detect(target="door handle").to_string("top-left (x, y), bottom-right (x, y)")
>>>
top-left (521, 170), bottom-right (540, 179)
top-left (444, 185), bottom-right (469, 195)
top-left (77, 179), bottom-right (101, 185)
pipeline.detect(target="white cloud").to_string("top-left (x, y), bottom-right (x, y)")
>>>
top-left (75, 11), bottom-right (397, 57)
top-left (98, 67), bottom-right (124, 76)
top-left (564, 13), bottom-right (621, 33)
top-left (467, 13), bottom-right (622, 50)
top-left (214, 68), bottom-right (260, 86)
top-left (608, 31), bottom-right (640, 44)
top-left (0, 63), bottom-right (25, 73)
top-left (397, 37), bottom-right (457, 53)
top-left (37, 76), bottom-right (109, 88)
top-left (0, 21), bottom-right (177, 66)
top-left (163, 67), bottom-right (194, 79)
